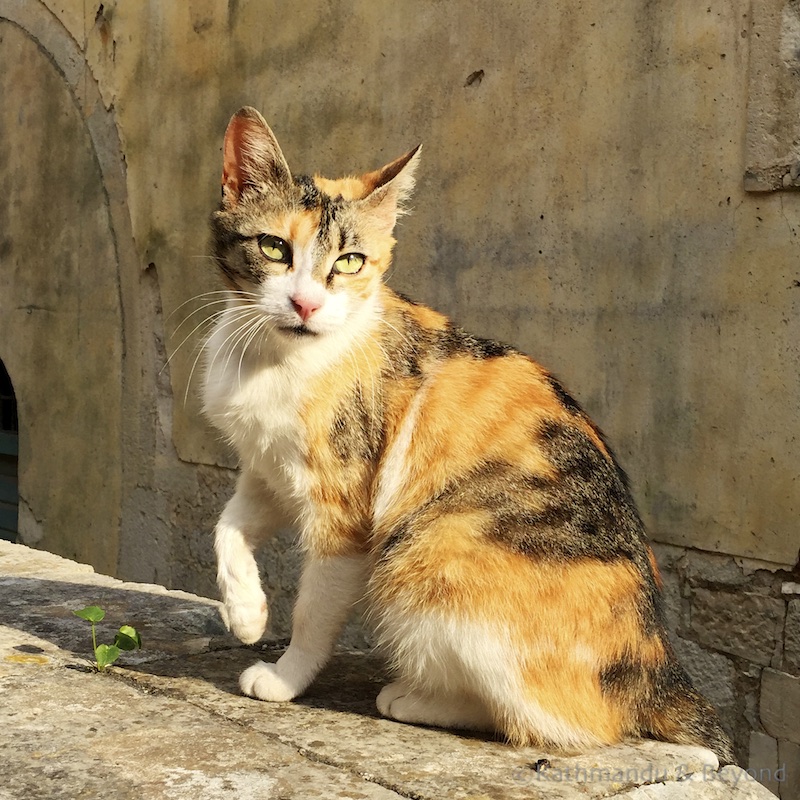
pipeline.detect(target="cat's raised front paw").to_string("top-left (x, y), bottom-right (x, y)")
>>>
top-left (240, 661), bottom-right (298, 702)
top-left (219, 595), bottom-right (268, 644)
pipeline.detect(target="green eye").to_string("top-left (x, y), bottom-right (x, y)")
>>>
top-left (258, 234), bottom-right (291, 264)
top-left (332, 253), bottom-right (366, 275)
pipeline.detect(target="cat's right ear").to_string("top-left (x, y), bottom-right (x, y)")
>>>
top-left (221, 107), bottom-right (292, 207)
top-left (359, 145), bottom-right (422, 233)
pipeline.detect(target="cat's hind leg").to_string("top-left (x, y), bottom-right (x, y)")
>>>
top-left (369, 516), bottom-right (630, 750)
top-left (376, 681), bottom-right (494, 732)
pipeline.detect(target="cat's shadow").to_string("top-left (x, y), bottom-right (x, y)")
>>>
top-left (125, 635), bottom-right (391, 719)
top-left (0, 576), bottom-right (402, 722)
top-left (1, 574), bottom-right (499, 742)
top-left (124, 637), bottom-right (499, 745)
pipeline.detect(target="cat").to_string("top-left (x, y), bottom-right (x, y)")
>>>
top-left (202, 106), bottom-right (735, 764)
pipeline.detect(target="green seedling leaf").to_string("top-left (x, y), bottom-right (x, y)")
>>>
top-left (114, 627), bottom-right (142, 651)
top-left (73, 606), bottom-right (105, 623)
top-left (95, 643), bottom-right (120, 671)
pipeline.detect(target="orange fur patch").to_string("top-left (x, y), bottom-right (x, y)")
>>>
top-left (313, 175), bottom-right (370, 201)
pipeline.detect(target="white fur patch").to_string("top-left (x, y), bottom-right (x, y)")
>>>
top-left (372, 377), bottom-right (431, 528)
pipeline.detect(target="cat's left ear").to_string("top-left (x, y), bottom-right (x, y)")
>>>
top-left (359, 145), bottom-right (421, 233)
top-left (221, 107), bottom-right (293, 207)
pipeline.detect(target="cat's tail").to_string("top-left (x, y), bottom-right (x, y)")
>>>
top-left (640, 655), bottom-right (737, 766)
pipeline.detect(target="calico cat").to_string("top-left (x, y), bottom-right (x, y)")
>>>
top-left (203, 106), bottom-right (734, 763)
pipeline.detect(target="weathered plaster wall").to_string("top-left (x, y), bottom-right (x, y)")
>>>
top-left (0, 18), bottom-right (123, 573)
top-left (0, 0), bottom-right (798, 784)
top-left (94, 0), bottom-right (800, 566)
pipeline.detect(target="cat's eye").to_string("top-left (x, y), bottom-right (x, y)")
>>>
top-left (332, 253), bottom-right (366, 275)
top-left (258, 234), bottom-right (291, 264)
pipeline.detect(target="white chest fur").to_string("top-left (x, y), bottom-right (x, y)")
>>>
top-left (201, 294), bottom-right (384, 521)
top-left (201, 310), bottom-right (359, 512)
top-left (202, 320), bottom-right (313, 509)
top-left (208, 372), bottom-right (304, 515)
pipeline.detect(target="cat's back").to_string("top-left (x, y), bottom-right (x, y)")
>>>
top-left (373, 289), bottom-right (640, 555)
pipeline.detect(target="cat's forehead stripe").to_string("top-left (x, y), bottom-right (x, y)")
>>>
top-left (292, 174), bottom-right (343, 249)
top-left (294, 174), bottom-right (321, 209)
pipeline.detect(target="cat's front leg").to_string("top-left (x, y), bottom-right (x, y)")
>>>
top-left (240, 554), bottom-right (368, 702)
top-left (215, 472), bottom-right (286, 644)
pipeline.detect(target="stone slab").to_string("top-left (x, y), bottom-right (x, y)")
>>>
top-left (690, 589), bottom-right (785, 667)
top-left (760, 668), bottom-right (800, 745)
top-left (748, 732), bottom-right (781, 796)
top-left (0, 628), bottom-right (399, 800)
top-left (0, 541), bottom-right (778, 799)
top-left (785, 599), bottom-right (800, 673)
top-left (777, 739), bottom-right (800, 800)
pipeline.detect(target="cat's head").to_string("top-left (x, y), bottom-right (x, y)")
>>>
top-left (210, 107), bottom-right (420, 341)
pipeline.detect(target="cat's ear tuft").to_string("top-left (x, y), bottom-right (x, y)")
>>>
top-left (359, 145), bottom-right (422, 232)
top-left (221, 107), bottom-right (292, 207)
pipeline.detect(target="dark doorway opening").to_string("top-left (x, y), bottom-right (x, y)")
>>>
top-left (0, 360), bottom-right (19, 542)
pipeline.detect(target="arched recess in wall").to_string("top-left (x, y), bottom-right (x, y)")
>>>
top-left (0, 1), bottom-right (144, 574)
top-left (0, 360), bottom-right (19, 543)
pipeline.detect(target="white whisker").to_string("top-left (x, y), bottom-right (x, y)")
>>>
top-left (166, 289), bottom-right (258, 324)
top-left (183, 308), bottom-right (256, 407)
top-left (236, 316), bottom-right (273, 389)
top-left (162, 307), bottom-right (230, 376)
top-left (195, 308), bottom-right (260, 401)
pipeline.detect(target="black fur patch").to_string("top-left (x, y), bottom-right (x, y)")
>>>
top-left (381, 311), bottom-right (429, 379)
top-left (436, 325), bottom-right (514, 360)
top-left (486, 422), bottom-right (648, 560)
top-left (545, 374), bottom-right (584, 416)
top-left (294, 175), bottom-right (321, 210)
top-left (317, 192), bottom-right (339, 243)
top-left (329, 385), bottom-right (383, 463)
top-left (380, 522), bottom-right (413, 558)
top-left (599, 653), bottom-right (646, 697)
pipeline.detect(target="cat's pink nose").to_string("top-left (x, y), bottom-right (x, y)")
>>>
top-left (290, 296), bottom-right (322, 323)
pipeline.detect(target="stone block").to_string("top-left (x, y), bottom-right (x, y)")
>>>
top-left (659, 565), bottom-right (686, 635)
top-left (690, 589), bottom-right (785, 666)
top-left (778, 739), bottom-right (800, 800)
top-left (784, 600), bottom-right (800, 675)
top-left (684, 550), bottom-right (746, 587)
top-left (650, 542), bottom-right (687, 571)
top-left (672, 636), bottom-right (736, 724)
top-left (748, 732), bottom-right (781, 796)
top-left (760, 669), bottom-right (800, 745)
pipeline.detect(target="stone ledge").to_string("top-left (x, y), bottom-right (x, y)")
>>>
top-left (0, 541), bottom-right (778, 799)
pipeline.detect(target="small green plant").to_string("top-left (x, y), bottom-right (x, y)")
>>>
top-left (73, 605), bottom-right (142, 672)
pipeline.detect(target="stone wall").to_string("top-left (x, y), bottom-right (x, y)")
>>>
top-left (654, 544), bottom-right (800, 795)
top-left (0, 0), bottom-right (798, 792)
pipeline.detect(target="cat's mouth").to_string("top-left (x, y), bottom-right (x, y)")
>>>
top-left (277, 324), bottom-right (319, 338)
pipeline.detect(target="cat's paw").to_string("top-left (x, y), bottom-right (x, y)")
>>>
top-left (376, 681), bottom-right (412, 719)
top-left (240, 661), bottom-right (298, 702)
top-left (219, 593), bottom-right (268, 644)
